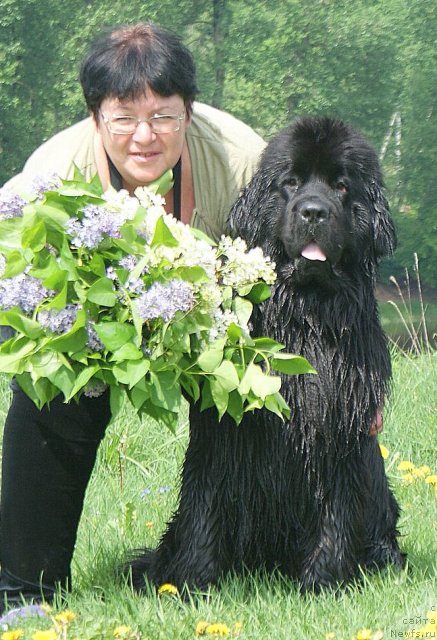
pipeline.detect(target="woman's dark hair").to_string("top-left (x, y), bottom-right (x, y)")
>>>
top-left (80, 23), bottom-right (199, 117)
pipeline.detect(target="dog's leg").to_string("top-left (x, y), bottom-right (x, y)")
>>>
top-left (298, 452), bottom-right (368, 592)
top-left (128, 409), bottom-right (238, 593)
top-left (361, 437), bottom-right (406, 570)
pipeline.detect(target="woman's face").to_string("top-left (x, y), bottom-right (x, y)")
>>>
top-left (97, 89), bottom-right (190, 193)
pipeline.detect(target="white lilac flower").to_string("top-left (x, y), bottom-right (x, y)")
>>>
top-left (0, 273), bottom-right (54, 313)
top-left (197, 283), bottom-right (223, 314)
top-left (218, 236), bottom-right (276, 288)
top-left (133, 187), bottom-right (167, 242)
top-left (0, 188), bottom-right (27, 219)
top-left (209, 309), bottom-right (241, 342)
top-left (135, 279), bottom-right (195, 323)
top-left (38, 304), bottom-right (79, 334)
top-left (83, 379), bottom-right (107, 398)
top-left (30, 173), bottom-right (61, 200)
top-left (102, 188), bottom-right (139, 219)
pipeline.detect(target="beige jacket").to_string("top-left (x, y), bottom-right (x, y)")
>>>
top-left (5, 102), bottom-right (265, 241)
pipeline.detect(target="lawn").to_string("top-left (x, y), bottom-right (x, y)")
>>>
top-left (0, 349), bottom-right (436, 639)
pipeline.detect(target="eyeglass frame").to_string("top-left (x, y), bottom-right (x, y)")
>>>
top-left (100, 111), bottom-right (186, 135)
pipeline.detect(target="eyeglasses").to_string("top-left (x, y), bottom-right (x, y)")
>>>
top-left (100, 112), bottom-right (185, 135)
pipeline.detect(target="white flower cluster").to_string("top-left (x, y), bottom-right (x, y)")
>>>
top-left (217, 236), bottom-right (276, 289)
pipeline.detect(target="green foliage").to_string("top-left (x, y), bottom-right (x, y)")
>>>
top-left (0, 172), bottom-right (314, 428)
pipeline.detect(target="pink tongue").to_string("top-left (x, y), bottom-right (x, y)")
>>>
top-left (301, 243), bottom-right (327, 262)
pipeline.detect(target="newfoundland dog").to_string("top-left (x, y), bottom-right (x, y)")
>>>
top-left (129, 116), bottom-right (405, 593)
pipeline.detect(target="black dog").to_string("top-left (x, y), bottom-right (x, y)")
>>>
top-left (129, 117), bottom-right (405, 593)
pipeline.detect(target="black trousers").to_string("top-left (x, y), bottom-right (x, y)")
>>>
top-left (0, 385), bottom-right (111, 591)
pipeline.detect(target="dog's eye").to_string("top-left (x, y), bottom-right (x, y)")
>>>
top-left (280, 179), bottom-right (300, 198)
top-left (335, 180), bottom-right (349, 194)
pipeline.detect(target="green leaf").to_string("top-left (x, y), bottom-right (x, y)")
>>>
top-left (209, 377), bottom-right (229, 420)
top-left (46, 365), bottom-right (77, 399)
top-left (65, 365), bottom-right (100, 401)
top-left (149, 370), bottom-right (181, 411)
top-left (213, 360), bottom-right (240, 391)
top-left (151, 215), bottom-right (179, 247)
top-left (94, 322), bottom-right (136, 351)
top-left (49, 327), bottom-right (89, 353)
top-left (245, 281), bottom-right (272, 304)
top-left (252, 337), bottom-right (284, 353)
top-left (109, 385), bottom-right (125, 422)
top-left (264, 392), bottom-right (291, 420)
top-left (199, 379), bottom-right (215, 411)
top-left (197, 340), bottom-right (225, 372)
top-left (238, 362), bottom-right (281, 399)
top-left (0, 310), bottom-right (42, 339)
top-left (22, 217), bottom-right (46, 251)
top-left (232, 296), bottom-right (253, 326)
top-left (271, 353), bottom-right (317, 375)
top-left (148, 169), bottom-right (173, 196)
top-left (86, 277), bottom-right (117, 306)
top-left (113, 359), bottom-right (150, 388)
top-left (1, 251), bottom-right (27, 277)
top-left (0, 219), bottom-right (24, 252)
top-left (110, 343), bottom-right (144, 361)
top-left (226, 390), bottom-right (244, 424)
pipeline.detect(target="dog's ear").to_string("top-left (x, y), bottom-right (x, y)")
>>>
top-left (227, 166), bottom-right (279, 250)
top-left (367, 178), bottom-right (397, 258)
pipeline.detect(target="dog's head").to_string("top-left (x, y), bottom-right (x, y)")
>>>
top-left (228, 117), bottom-right (396, 287)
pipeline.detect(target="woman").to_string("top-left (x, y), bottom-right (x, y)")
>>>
top-left (0, 22), bottom-right (265, 611)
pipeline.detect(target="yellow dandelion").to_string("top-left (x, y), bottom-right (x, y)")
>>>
top-left (425, 474), bottom-right (437, 485)
top-left (325, 633), bottom-right (336, 640)
top-left (40, 604), bottom-right (53, 614)
top-left (355, 629), bottom-right (372, 640)
top-left (145, 521), bottom-right (154, 528)
top-left (196, 621), bottom-right (210, 636)
top-left (1, 630), bottom-right (25, 640)
top-left (412, 465), bottom-right (432, 478)
top-left (31, 630), bottom-right (58, 640)
top-left (205, 623), bottom-right (230, 636)
top-left (113, 626), bottom-right (133, 638)
top-left (234, 621), bottom-right (243, 633)
top-left (379, 444), bottom-right (389, 460)
top-left (157, 582), bottom-right (179, 595)
top-left (54, 610), bottom-right (76, 625)
top-left (401, 473), bottom-right (416, 484)
top-left (397, 460), bottom-right (415, 472)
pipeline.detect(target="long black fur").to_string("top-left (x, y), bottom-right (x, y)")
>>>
top-left (128, 116), bottom-right (405, 593)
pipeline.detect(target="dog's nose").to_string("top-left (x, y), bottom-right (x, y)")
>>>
top-left (299, 202), bottom-right (329, 224)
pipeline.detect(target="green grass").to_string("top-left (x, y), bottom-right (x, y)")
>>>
top-left (0, 351), bottom-right (436, 639)
top-left (379, 300), bottom-right (437, 350)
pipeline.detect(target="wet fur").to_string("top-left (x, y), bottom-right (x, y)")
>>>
top-left (128, 117), bottom-right (405, 592)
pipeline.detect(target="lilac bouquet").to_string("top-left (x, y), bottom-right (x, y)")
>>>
top-left (0, 170), bottom-right (314, 429)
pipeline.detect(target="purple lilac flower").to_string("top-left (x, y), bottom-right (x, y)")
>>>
top-left (83, 379), bottom-right (107, 398)
top-left (65, 204), bottom-right (129, 249)
top-left (0, 187), bottom-right (27, 219)
top-left (0, 273), bottom-right (54, 313)
top-left (86, 322), bottom-right (105, 352)
top-left (135, 279), bottom-right (195, 323)
top-left (119, 255), bottom-right (138, 271)
top-left (30, 172), bottom-right (61, 199)
top-left (38, 304), bottom-right (79, 334)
